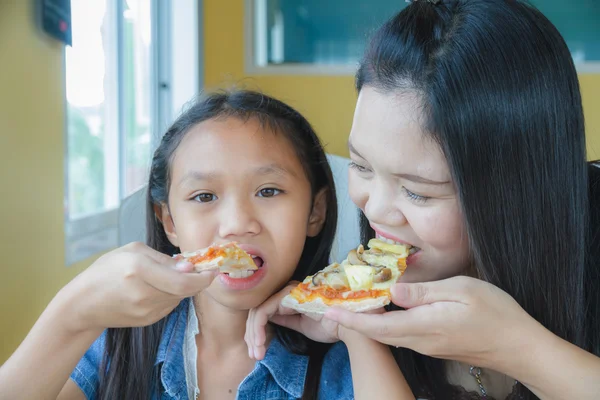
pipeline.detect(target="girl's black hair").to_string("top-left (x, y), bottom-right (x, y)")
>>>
top-left (357, 0), bottom-right (598, 398)
top-left (98, 89), bottom-right (337, 400)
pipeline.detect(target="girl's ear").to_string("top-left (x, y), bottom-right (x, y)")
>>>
top-left (153, 203), bottom-right (180, 247)
top-left (307, 188), bottom-right (328, 237)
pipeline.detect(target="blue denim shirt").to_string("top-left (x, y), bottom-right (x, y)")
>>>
top-left (71, 299), bottom-right (354, 399)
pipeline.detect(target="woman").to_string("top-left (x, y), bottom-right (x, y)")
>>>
top-left (246, 1), bottom-right (600, 398)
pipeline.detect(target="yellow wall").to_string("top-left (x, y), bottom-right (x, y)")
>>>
top-left (203, 0), bottom-right (600, 159)
top-left (0, 2), bottom-right (94, 363)
top-left (581, 75), bottom-right (600, 159)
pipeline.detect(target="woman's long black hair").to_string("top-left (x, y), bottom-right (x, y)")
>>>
top-left (357, 0), bottom-right (599, 398)
top-left (98, 90), bottom-right (338, 399)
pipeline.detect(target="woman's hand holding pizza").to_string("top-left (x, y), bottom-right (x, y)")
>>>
top-left (324, 276), bottom-right (543, 372)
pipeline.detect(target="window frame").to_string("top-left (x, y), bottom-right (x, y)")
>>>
top-left (244, 0), bottom-right (359, 76)
top-left (244, 0), bottom-right (600, 76)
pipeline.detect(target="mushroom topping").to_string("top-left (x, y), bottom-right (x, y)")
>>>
top-left (312, 271), bottom-right (327, 286)
top-left (372, 267), bottom-right (392, 283)
top-left (347, 249), bottom-right (366, 265)
top-left (311, 270), bottom-right (349, 289)
top-left (327, 271), bottom-right (350, 290)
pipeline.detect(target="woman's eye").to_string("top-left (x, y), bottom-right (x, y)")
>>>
top-left (194, 193), bottom-right (216, 203)
top-left (402, 187), bottom-right (430, 204)
top-left (257, 188), bottom-right (282, 198)
top-left (349, 161), bottom-right (369, 173)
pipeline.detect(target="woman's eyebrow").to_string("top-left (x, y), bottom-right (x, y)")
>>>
top-left (347, 140), bottom-right (365, 159)
top-left (393, 173), bottom-right (450, 185)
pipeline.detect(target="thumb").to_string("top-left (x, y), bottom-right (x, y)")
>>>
top-left (391, 278), bottom-right (467, 308)
top-left (174, 260), bottom-right (195, 272)
top-left (176, 269), bottom-right (219, 296)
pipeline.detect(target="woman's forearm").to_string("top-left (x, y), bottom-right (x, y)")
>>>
top-left (0, 288), bottom-right (102, 400)
top-left (500, 323), bottom-right (600, 400)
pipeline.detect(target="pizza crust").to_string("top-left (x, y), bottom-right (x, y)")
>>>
top-left (281, 293), bottom-right (390, 314)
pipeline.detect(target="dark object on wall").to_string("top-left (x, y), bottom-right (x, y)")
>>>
top-left (40, 0), bottom-right (72, 46)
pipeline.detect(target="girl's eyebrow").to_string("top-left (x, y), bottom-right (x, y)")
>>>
top-left (178, 163), bottom-right (296, 185)
top-left (254, 163), bottom-right (297, 178)
top-left (179, 170), bottom-right (220, 185)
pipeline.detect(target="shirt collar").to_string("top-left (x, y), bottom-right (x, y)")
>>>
top-left (257, 336), bottom-right (309, 398)
top-left (156, 298), bottom-right (310, 399)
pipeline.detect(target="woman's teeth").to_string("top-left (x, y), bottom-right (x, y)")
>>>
top-left (226, 270), bottom-right (255, 279)
top-left (376, 234), bottom-right (421, 254)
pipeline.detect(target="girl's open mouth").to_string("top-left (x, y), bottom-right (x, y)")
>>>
top-left (223, 255), bottom-right (264, 279)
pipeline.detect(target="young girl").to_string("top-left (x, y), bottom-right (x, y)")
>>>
top-left (246, 1), bottom-right (600, 399)
top-left (0, 90), bottom-right (411, 399)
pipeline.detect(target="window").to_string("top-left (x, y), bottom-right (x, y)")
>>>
top-left (65, 0), bottom-right (157, 264)
top-left (65, 0), bottom-right (121, 265)
top-left (65, 0), bottom-right (201, 265)
top-left (246, 0), bottom-right (600, 75)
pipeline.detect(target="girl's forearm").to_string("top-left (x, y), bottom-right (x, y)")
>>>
top-left (342, 329), bottom-right (414, 400)
top-left (0, 288), bottom-right (102, 400)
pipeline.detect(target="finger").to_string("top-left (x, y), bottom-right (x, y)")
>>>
top-left (245, 310), bottom-right (257, 359)
top-left (140, 260), bottom-right (218, 296)
top-left (270, 314), bottom-right (304, 332)
top-left (252, 296), bottom-right (287, 347)
top-left (253, 343), bottom-right (268, 361)
top-left (250, 283), bottom-right (298, 346)
top-left (324, 307), bottom-right (426, 343)
top-left (391, 276), bottom-right (472, 308)
top-left (124, 242), bottom-right (179, 266)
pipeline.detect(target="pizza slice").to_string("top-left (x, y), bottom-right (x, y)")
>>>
top-left (173, 242), bottom-right (258, 275)
top-left (281, 239), bottom-right (411, 314)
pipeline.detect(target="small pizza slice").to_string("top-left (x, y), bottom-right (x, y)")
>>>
top-left (281, 239), bottom-right (413, 314)
top-left (173, 242), bottom-right (258, 275)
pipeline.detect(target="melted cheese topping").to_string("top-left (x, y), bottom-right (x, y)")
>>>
top-left (367, 239), bottom-right (410, 257)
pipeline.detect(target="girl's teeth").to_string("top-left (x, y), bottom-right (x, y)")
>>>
top-left (227, 270), bottom-right (255, 279)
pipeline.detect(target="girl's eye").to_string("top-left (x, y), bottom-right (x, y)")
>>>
top-left (349, 161), bottom-right (370, 173)
top-left (194, 193), bottom-right (216, 203)
top-left (257, 188), bottom-right (282, 198)
top-left (402, 187), bottom-right (430, 204)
